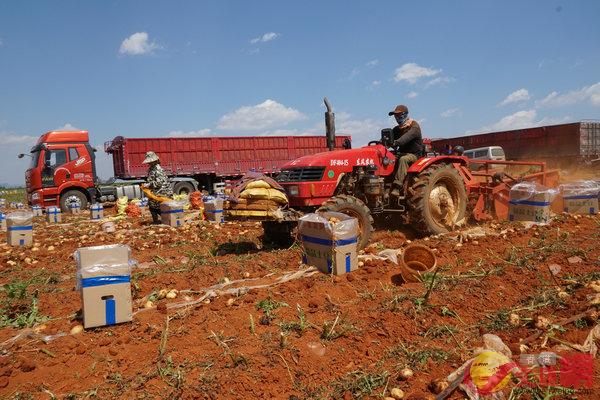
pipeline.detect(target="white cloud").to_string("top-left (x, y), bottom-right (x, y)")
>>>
top-left (250, 32), bottom-right (280, 44)
top-left (424, 76), bottom-right (455, 88)
top-left (440, 108), bottom-right (461, 118)
top-left (365, 59), bottom-right (379, 68)
top-left (393, 63), bottom-right (441, 84)
top-left (479, 109), bottom-right (572, 132)
top-left (499, 88), bottom-right (531, 106)
top-left (56, 123), bottom-right (80, 131)
top-left (405, 91), bottom-right (418, 99)
top-left (347, 67), bottom-right (360, 79)
top-left (336, 113), bottom-right (383, 147)
top-left (0, 132), bottom-right (38, 145)
top-left (367, 80), bottom-right (381, 91)
top-left (482, 110), bottom-right (537, 131)
top-left (536, 82), bottom-right (600, 108)
top-left (217, 99), bottom-right (306, 131)
top-left (167, 129), bottom-right (211, 137)
top-left (119, 32), bottom-right (160, 55)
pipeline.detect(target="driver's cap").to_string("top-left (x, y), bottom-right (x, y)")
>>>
top-left (388, 104), bottom-right (409, 116)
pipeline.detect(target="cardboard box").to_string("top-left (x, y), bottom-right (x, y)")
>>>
top-left (298, 211), bottom-right (359, 275)
top-left (46, 206), bottom-right (62, 223)
top-left (563, 194), bottom-right (598, 215)
top-left (0, 213), bottom-right (6, 232)
top-left (69, 204), bottom-right (82, 214)
top-left (6, 212), bottom-right (33, 247)
top-left (31, 205), bottom-right (43, 217)
top-left (90, 204), bottom-right (104, 220)
top-left (204, 198), bottom-right (224, 223)
top-left (561, 184), bottom-right (599, 215)
top-left (160, 201), bottom-right (184, 227)
top-left (75, 245), bottom-right (132, 329)
top-left (508, 190), bottom-right (552, 223)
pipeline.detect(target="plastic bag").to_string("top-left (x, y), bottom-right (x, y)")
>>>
top-left (240, 187), bottom-right (288, 204)
top-left (509, 181), bottom-right (559, 202)
top-left (445, 334), bottom-right (521, 400)
top-left (173, 193), bottom-right (190, 210)
top-left (74, 244), bottom-right (135, 290)
top-left (298, 211), bottom-right (358, 239)
top-left (116, 196), bottom-right (128, 215)
top-left (189, 191), bottom-right (204, 210)
top-left (125, 202), bottom-right (141, 218)
top-left (559, 180), bottom-right (600, 196)
top-left (6, 211), bottom-right (34, 225)
top-left (246, 180), bottom-right (271, 189)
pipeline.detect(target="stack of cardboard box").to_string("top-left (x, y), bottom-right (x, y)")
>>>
top-left (298, 211), bottom-right (359, 276)
top-left (75, 244), bottom-right (133, 329)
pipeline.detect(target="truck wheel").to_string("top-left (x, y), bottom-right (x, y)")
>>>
top-left (317, 195), bottom-right (373, 249)
top-left (60, 190), bottom-right (88, 212)
top-left (408, 164), bottom-right (467, 235)
top-left (173, 181), bottom-right (195, 196)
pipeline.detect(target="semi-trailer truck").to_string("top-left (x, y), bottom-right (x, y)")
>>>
top-left (21, 131), bottom-right (351, 210)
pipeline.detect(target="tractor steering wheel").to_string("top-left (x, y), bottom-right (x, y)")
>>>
top-left (368, 140), bottom-right (382, 146)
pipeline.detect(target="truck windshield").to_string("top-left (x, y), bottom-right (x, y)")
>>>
top-left (491, 148), bottom-right (505, 157)
top-left (30, 150), bottom-right (41, 169)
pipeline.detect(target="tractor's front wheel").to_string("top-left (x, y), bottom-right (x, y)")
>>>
top-left (408, 164), bottom-right (467, 235)
top-left (318, 195), bottom-right (373, 249)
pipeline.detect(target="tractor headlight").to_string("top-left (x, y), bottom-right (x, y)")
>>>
top-left (287, 186), bottom-right (299, 196)
top-left (31, 192), bottom-right (41, 201)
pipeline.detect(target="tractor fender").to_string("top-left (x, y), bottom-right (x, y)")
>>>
top-left (407, 156), bottom-right (468, 173)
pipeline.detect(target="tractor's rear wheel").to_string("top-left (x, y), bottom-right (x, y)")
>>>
top-left (408, 164), bottom-right (467, 235)
top-left (318, 195), bottom-right (373, 249)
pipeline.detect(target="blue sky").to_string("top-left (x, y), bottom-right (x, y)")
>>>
top-left (1, 1), bottom-right (599, 185)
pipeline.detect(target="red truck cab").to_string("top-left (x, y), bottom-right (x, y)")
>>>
top-left (25, 130), bottom-right (97, 210)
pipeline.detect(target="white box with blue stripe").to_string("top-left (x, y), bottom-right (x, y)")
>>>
top-left (508, 182), bottom-right (556, 224)
top-left (560, 181), bottom-right (600, 215)
top-left (298, 211), bottom-right (359, 276)
top-left (75, 244), bottom-right (133, 329)
top-left (160, 201), bottom-right (185, 227)
top-left (90, 204), bottom-right (104, 220)
top-left (46, 206), bottom-right (62, 223)
top-left (204, 197), bottom-right (224, 223)
top-left (6, 211), bottom-right (33, 247)
top-left (0, 212), bottom-right (5, 232)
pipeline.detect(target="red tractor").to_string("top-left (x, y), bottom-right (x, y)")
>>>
top-left (262, 99), bottom-right (559, 248)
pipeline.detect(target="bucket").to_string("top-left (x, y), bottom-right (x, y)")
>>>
top-left (101, 221), bottom-right (116, 233)
top-left (399, 244), bottom-right (437, 283)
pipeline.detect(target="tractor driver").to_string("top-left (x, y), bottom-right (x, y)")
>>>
top-left (388, 105), bottom-right (424, 197)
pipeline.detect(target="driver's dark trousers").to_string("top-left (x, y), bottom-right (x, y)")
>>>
top-left (394, 153), bottom-right (418, 186)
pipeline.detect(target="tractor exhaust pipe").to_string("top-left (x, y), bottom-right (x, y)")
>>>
top-left (324, 97), bottom-right (335, 151)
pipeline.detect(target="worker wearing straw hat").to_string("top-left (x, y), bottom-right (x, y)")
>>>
top-left (142, 151), bottom-right (173, 224)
